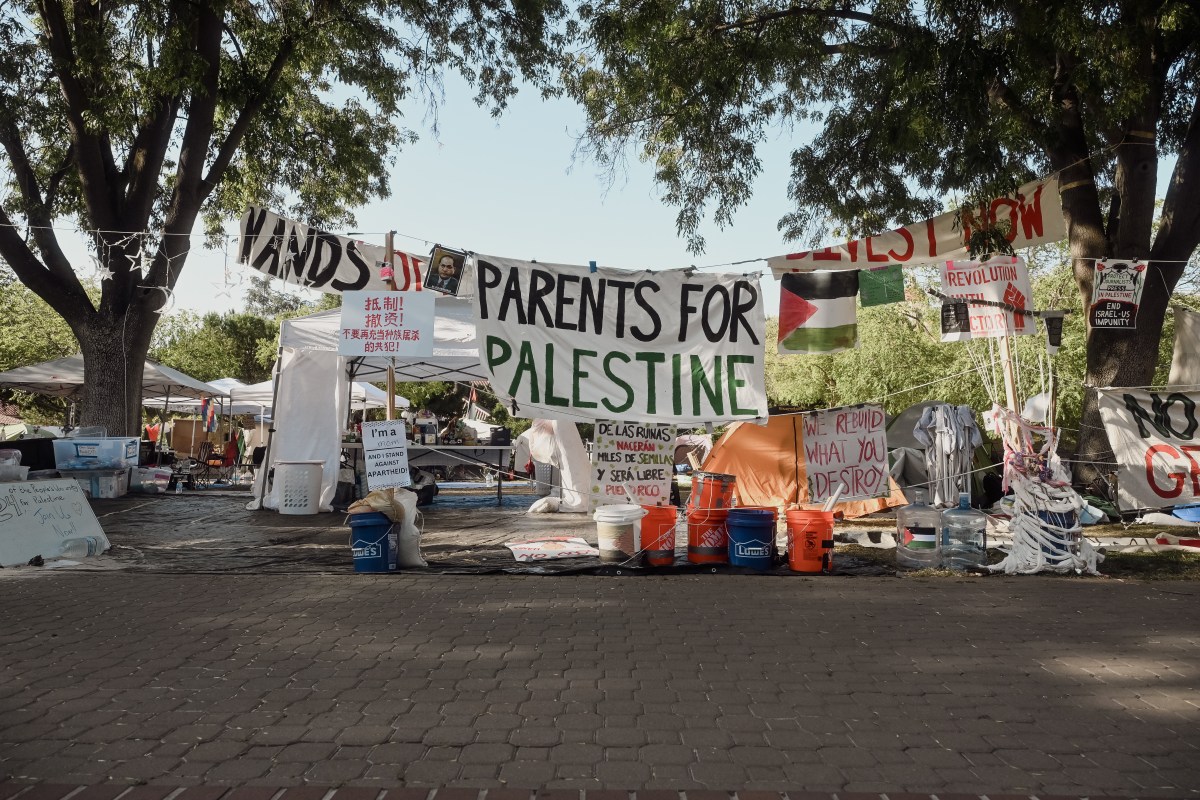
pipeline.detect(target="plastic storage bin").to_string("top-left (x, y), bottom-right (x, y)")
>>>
top-left (277, 460), bottom-right (323, 515)
top-left (53, 437), bottom-right (139, 470)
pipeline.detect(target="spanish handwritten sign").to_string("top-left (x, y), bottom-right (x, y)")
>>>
top-left (338, 291), bottom-right (435, 356)
top-left (361, 420), bottom-right (413, 491)
top-left (938, 256), bottom-right (1035, 341)
top-left (0, 479), bottom-right (108, 567)
top-left (591, 421), bottom-right (676, 507)
top-left (802, 405), bottom-right (888, 503)
top-left (1090, 259), bottom-right (1147, 330)
top-left (473, 255), bottom-right (767, 424)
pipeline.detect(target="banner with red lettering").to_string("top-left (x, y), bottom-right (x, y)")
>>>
top-left (1097, 388), bottom-right (1200, 510)
top-left (938, 256), bottom-right (1035, 341)
top-left (802, 404), bottom-right (889, 503)
top-left (767, 177), bottom-right (1063, 274)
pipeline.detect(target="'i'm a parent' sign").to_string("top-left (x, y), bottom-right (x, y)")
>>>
top-left (473, 256), bottom-right (767, 424)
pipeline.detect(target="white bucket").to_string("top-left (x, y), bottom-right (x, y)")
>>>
top-left (592, 504), bottom-right (647, 564)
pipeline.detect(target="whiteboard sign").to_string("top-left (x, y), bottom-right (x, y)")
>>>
top-left (361, 420), bottom-right (412, 490)
top-left (0, 480), bottom-right (108, 567)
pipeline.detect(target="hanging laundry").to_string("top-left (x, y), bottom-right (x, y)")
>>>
top-left (912, 404), bottom-right (982, 507)
top-left (778, 270), bottom-right (859, 354)
top-left (858, 264), bottom-right (905, 307)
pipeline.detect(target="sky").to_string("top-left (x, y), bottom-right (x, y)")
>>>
top-left (163, 75), bottom-right (804, 317)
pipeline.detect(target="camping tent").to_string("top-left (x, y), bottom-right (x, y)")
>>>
top-left (701, 415), bottom-right (908, 519)
top-left (0, 354), bottom-right (221, 400)
top-left (150, 378), bottom-right (408, 415)
top-left (251, 297), bottom-right (586, 512)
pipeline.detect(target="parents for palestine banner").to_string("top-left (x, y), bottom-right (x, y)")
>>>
top-left (473, 255), bottom-right (768, 425)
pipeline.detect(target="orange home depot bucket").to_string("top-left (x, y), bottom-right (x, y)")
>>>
top-left (786, 509), bottom-right (834, 574)
top-left (687, 509), bottom-right (730, 564)
top-left (685, 472), bottom-right (736, 514)
top-left (640, 504), bottom-right (678, 566)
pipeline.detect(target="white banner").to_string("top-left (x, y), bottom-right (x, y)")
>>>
top-left (801, 405), bottom-right (889, 502)
top-left (238, 207), bottom-right (427, 293)
top-left (1097, 388), bottom-right (1200, 510)
top-left (590, 421), bottom-right (676, 507)
top-left (1090, 259), bottom-right (1147, 330)
top-left (338, 291), bottom-right (435, 356)
top-left (473, 255), bottom-right (767, 424)
top-left (361, 420), bottom-right (412, 491)
top-left (938, 257), bottom-right (1035, 341)
top-left (768, 177), bottom-right (1064, 273)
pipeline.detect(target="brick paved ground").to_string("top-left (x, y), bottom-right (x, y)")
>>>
top-left (1, 572), bottom-right (1197, 795)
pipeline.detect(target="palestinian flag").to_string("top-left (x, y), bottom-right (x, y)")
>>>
top-left (778, 270), bottom-right (860, 354)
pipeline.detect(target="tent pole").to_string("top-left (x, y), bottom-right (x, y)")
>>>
top-left (257, 345), bottom-right (284, 509)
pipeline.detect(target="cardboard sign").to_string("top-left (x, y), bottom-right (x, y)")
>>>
top-left (238, 207), bottom-right (426, 294)
top-left (338, 291), bottom-right (435, 356)
top-left (473, 255), bottom-right (767, 424)
top-left (768, 177), bottom-right (1064, 272)
top-left (1097, 388), bottom-right (1200, 510)
top-left (504, 537), bottom-right (599, 562)
top-left (0, 479), bottom-right (108, 567)
top-left (1090, 259), bottom-right (1147, 330)
top-left (590, 421), bottom-right (676, 507)
top-left (938, 256), bottom-right (1035, 341)
top-left (802, 405), bottom-right (889, 502)
top-left (361, 420), bottom-right (412, 490)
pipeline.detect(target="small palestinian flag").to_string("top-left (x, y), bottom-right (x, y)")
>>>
top-left (902, 525), bottom-right (938, 550)
top-left (778, 270), bottom-right (860, 354)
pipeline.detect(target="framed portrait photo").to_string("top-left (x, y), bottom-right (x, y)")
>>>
top-left (425, 246), bottom-right (466, 296)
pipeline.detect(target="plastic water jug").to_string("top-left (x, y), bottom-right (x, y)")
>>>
top-left (896, 487), bottom-right (941, 569)
top-left (941, 491), bottom-right (987, 570)
top-left (60, 536), bottom-right (102, 559)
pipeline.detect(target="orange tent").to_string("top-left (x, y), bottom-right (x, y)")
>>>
top-left (700, 415), bottom-right (907, 519)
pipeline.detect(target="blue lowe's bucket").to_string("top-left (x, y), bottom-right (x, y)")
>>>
top-left (726, 508), bottom-right (776, 570)
top-left (349, 512), bottom-right (395, 573)
top-left (1035, 510), bottom-right (1079, 559)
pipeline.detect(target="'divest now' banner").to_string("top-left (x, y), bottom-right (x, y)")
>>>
top-left (767, 177), bottom-right (1064, 273)
top-left (1097, 387), bottom-right (1200, 510)
top-left (473, 255), bottom-right (768, 424)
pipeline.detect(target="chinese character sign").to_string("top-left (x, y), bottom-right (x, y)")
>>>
top-left (338, 291), bottom-right (436, 356)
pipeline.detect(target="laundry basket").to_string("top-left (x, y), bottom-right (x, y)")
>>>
top-left (277, 460), bottom-right (324, 515)
top-left (533, 461), bottom-right (560, 497)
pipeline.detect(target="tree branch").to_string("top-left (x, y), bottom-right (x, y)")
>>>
top-left (0, 101), bottom-right (77, 283)
top-left (121, 2), bottom-right (186, 231)
top-left (199, 9), bottom-right (324, 200)
top-left (35, 0), bottom-right (120, 230)
top-left (1152, 91), bottom-right (1200, 263)
top-left (711, 5), bottom-right (923, 38)
top-left (0, 206), bottom-right (89, 315)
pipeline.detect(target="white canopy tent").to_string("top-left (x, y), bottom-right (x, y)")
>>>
top-left (250, 296), bottom-right (585, 512)
top-left (0, 354), bottom-right (222, 401)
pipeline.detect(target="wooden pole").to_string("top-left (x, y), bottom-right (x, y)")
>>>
top-left (998, 332), bottom-right (1022, 444)
top-left (384, 232), bottom-right (398, 510)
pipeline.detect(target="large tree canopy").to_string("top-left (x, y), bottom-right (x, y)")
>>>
top-left (567, 0), bottom-right (1200, 488)
top-left (0, 0), bottom-right (568, 436)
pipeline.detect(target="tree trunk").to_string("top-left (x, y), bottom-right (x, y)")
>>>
top-left (76, 304), bottom-right (157, 438)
